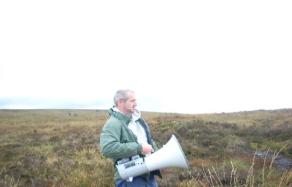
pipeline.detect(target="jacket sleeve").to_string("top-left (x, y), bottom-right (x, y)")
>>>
top-left (100, 122), bottom-right (142, 160)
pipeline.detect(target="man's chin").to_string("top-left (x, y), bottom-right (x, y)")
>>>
top-left (125, 109), bottom-right (135, 115)
top-left (129, 109), bottom-right (137, 114)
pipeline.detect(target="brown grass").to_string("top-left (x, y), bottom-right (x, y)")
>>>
top-left (0, 109), bottom-right (291, 187)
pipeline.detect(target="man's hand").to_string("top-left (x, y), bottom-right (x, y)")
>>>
top-left (141, 144), bottom-right (153, 155)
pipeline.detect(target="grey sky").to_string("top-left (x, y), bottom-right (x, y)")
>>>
top-left (1, 1), bottom-right (292, 114)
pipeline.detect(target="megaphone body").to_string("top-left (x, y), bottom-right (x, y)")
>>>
top-left (116, 135), bottom-right (189, 180)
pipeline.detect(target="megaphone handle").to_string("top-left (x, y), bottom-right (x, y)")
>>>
top-left (145, 153), bottom-right (151, 157)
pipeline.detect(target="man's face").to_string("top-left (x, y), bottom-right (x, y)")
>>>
top-left (119, 91), bottom-right (137, 115)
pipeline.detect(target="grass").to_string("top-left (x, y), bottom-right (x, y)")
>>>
top-left (0, 109), bottom-right (291, 186)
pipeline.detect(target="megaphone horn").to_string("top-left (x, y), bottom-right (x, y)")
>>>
top-left (116, 134), bottom-right (189, 180)
top-left (145, 134), bottom-right (189, 170)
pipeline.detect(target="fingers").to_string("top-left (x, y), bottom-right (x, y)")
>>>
top-left (141, 144), bottom-right (153, 155)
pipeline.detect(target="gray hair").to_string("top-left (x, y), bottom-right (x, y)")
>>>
top-left (113, 89), bottom-right (134, 106)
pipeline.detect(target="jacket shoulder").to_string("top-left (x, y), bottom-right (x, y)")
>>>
top-left (103, 116), bottom-right (123, 130)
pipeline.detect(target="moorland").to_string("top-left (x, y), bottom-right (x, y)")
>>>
top-left (0, 109), bottom-right (291, 186)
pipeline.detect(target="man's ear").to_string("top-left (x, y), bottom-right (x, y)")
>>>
top-left (117, 99), bottom-right (124, 107)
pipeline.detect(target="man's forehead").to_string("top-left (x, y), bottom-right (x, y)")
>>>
top-left (127, 91), bottom-right (135, 96)
top-left (126, 91), bottom-right (136, 99)
top-left (128, 92), bottom-right (135, 98)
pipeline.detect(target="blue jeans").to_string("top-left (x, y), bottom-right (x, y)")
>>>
top-left (115, 175), bottom-right (158, 187)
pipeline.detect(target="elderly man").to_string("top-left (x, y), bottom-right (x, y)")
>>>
top-left (100, 89), bottom-right (161, 187)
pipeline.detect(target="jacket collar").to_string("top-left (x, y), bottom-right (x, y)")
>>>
top-left (108, 107), bottom-right (132, 125)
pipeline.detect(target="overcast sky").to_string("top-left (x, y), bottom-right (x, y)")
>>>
top-left (1, 1), bottom-right (292, 114)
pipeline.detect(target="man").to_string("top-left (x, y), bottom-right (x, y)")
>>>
top-left (100, 89), bottom-right (161, 187)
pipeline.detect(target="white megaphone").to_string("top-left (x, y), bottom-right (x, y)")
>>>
top-left (116, 134), bottom-right (189, 180)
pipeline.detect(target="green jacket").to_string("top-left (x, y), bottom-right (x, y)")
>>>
top-left (99, 108), bottom-right (160, 180)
